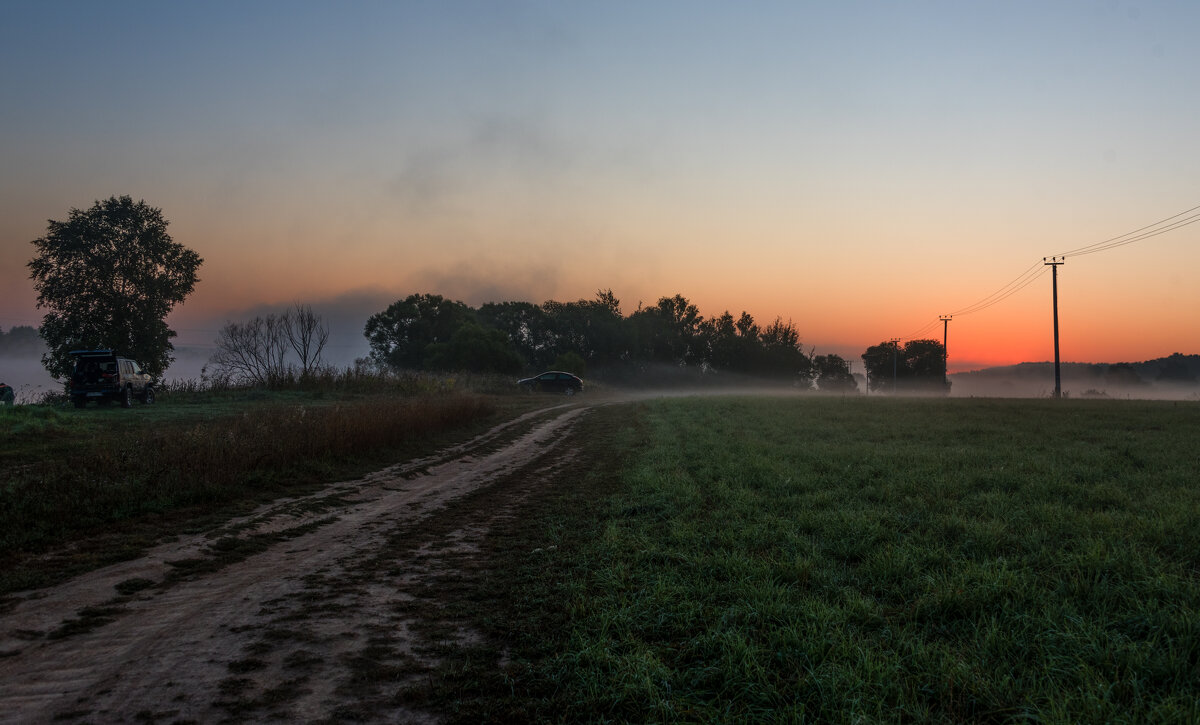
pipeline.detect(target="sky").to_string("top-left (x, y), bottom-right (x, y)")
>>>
top-left (2, 0), bottom-right (1198, 378)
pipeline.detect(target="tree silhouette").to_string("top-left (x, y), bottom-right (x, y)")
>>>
top-left (361, 289), bottom-right (850, 387)
top-left (757, 317), bottom-right (813, 384)
top-left (814, 354), bottom-right (858, 392)
top-left (28, 196), bottom-right (202, 378)
top-left (477, 301), bottom-right (557, 370)
top-left (209, 305), bottom-right (330, 385)
top-left (627, 294), bottom-right (705, 366)
top-left (364, 293), bottom-right (473, 370)
top-left (861, 339), bottom-right (948, 394)
top-left (704, 310), bottom-right (761, 373)
top-left (424, 322), bottom-right (523, 374)
top-left (543, 290), bottom-right (628, 366)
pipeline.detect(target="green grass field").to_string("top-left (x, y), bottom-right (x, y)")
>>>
top-left (448, 396), bottom-right (1200, 723)
top-left (4, 391), bottom-right (1198, 722)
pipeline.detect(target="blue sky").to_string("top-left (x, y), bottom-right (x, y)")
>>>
top-left (2, 1), bottom-right (1198, 375)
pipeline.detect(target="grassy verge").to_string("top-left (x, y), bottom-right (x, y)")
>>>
top-left (446, 396), bottom-right (1200, 723)
top-left (0, 391), bottom-right (545, 594)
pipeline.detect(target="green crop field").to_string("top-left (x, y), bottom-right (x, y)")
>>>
top-left (443, 396), bottom-right (1200, 723)
top-left (4, 391), bottom-right (1199, 722)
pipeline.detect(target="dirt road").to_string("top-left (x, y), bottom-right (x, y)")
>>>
top-left (0, 402), bottom-right (589, 723)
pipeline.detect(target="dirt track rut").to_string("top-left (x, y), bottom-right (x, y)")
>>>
top-left (0, 403), bottom-right (587, 724)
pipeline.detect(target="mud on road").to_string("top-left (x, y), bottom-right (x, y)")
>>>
top-left (0, 402), bottom-right (590, 724)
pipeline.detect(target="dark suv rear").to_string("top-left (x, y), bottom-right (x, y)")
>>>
top-left (69, 349), bottom-right (156, 408)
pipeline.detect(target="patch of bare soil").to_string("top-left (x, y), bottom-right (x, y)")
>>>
top-left (0, 402), bottom-right (588, 724)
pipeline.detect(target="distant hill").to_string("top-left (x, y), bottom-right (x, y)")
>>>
top-left (950, 353), bottom-right (1200, 399)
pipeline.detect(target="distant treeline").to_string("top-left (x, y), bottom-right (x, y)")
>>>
top-left (0, 326), bottom-right (43, 355)
top-left (954, 354), bottom-right (1200, 389)
top-left (362, 290), bottom-right (871, 390)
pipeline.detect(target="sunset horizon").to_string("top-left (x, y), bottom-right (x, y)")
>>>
top-left (3, 3), bottom-right (1197, 382)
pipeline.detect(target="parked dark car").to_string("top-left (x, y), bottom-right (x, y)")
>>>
top-left (518, 370), bottom-right (584, 396)
top-left (0, 382), bottom-right (13, 406)
top-left (69, 349), bottom-right (156, 408)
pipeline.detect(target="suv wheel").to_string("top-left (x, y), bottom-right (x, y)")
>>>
top-left (142, 387), bottom-right (156, 405)
top-left (121, 387), bottom-right (134, 409)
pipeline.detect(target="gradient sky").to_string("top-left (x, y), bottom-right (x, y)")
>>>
top-left (2, 1), bottom-right (1197, 374)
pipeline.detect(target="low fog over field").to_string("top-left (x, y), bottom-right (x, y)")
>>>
top-left (0, 355), bottom-right (57, 404)
top-left (5, 310), bottom-right (1199, 402)
top-left (950, 355), bottom-right (1200, 400)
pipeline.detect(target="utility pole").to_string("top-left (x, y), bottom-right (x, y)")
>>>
top-left (1044, 257), bottom-right (1065, 399)
top-left (940, 315), bottom-right (952, 385)
top-left (890, 338), bottom-right (900, 393)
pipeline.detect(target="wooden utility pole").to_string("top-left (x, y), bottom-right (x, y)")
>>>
top-left (1044, 257), bottom-right (1065, 398)
top-left (940, 315), bottom-right (952, 384)
top-left (890, 338), bottom-right (900, 393)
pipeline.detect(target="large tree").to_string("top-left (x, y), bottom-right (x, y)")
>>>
top-left (703, 310), bottom-right (761, 373)
top-left (861, 342), bottom-right (900, 393)
top-left (861, 339), bottom-right (949, 394)
top-left (756, 317), bottom-right (814, 385)
top-left (628, 294), bottom-right (705, 366)
top-left (477, 301), bottom-right (557, 370)
top-left (814, 354), bottom-right (858, 392)
top-left (364, 293), bottom-right (474, 370)
top-left (28, 196), bottom-right (202, 378)
top-left (423, 322), bottom-right (523, 374)
top-left (542, 289), bottom-right (628, 366)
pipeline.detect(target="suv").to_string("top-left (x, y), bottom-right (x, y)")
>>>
top-left (69, 350), bottom-right (156, 408)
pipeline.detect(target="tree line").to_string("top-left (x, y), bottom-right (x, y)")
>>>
top-left (0, 326), bottom-right (43, 355)
top-left (359, 290), bottom-right (948, 393)
top-left (23, 195), bottom-right (947, 393)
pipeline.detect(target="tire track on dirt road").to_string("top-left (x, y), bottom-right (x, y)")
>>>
top-left (0, 402), bottom-right (589, 724)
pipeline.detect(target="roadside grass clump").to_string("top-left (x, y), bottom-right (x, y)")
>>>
top-left (455, 396), bottom-right (1200, 723)
top-left (0, 404), bottom-right (86, 439)
top-left (0, 394), bottom-right (498, 585)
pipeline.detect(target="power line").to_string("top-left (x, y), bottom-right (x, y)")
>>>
top-left (953, 266), bottom-right (1050, 318)
top-left (1057, 214), bottom-right (1200, 258)
top-left (1053, 203), bottom-right (1200, 258)
top-left (895, 200), bottom-right (1199, 343)
top-left (893, 264), bottom-right (1045, 343)
top-left (949, 261), bottom-right (1046, 318)
top-left (898, 317), bottom-right (942, 340)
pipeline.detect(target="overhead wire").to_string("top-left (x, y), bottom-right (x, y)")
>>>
top-left (898, 317), bottom-right (943, 341)
top-left (891, 203), bottom-right (1196, 343)
top-left (893, 262), bottom-right (1045, 342)
top-left (952, 265), bottom-right (1049, 318)
top-left (1055, 213), bottom-right (1200, 258)
top-left (948, 261), bottom-right (1045, 318)
top-left (893, 200), bottom-right (1199, 342)
top-left (1052, 203), bottom-right (1200, 258)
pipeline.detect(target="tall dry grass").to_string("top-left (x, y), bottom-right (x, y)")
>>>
top-left (1, 395), bottom-right (495, 559)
